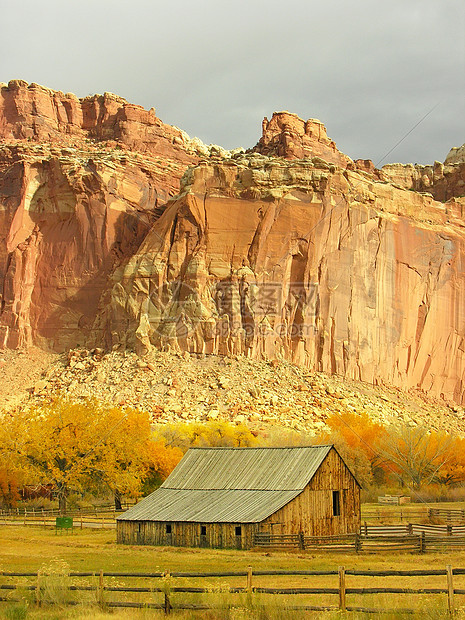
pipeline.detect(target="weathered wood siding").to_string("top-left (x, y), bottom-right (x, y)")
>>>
top-left (117, 520), bottom-right (256, 549)
top-left (117, 447), bottom-right (360, 548)
top-left (258, 448), bottom-right (360, 537)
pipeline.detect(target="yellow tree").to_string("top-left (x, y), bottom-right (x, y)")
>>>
top-left (323, 411), bottom-right (387, 485)
top-left (0, 398), bottom-right (181, 513)
top-left (381, 426), bottom-right (464, 489)
top-left (155, 421), bottom-right (259, 452)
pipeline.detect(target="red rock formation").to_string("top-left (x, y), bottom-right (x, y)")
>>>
top-left (0, 143), bottom-right (175, 349)
top-left (380, 145), bottom-right (465, 202)
top-left (104, 153), bottom-right (465, 404)
top-left (254, 111), bottom-right (352, 168)
top-left (0, 80), bottom-right (198, 165)
top-left (3, 79), bottom-right (465, 407)
top-left (0, 80), bottom-right (209, 350)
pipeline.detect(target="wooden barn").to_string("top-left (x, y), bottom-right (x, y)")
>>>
top-left (117, 445), bottom-right (361, 549)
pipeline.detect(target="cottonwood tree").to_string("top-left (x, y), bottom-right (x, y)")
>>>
top-left (155, 420), bottom-right (258, 452)
top-left (322, 411), bottom-right (387, 486)
top-left (0, 398), bottom-right (182, 513)
top-left (380, 426), bottom-right (461, 489)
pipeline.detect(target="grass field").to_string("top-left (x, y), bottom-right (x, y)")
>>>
top-left (2, 526), bottom-right (465, 618)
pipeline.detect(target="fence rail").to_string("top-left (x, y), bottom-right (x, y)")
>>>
top-left (0, 566), bottom-right (463, 615)
top-left (361, 506), bottom-right (465, 523)
top-left (361, 523), bottom-right (465, 537)
top-left (253, 531), bottom-right (465, 553)
top-left (0, 502), bottom-right (135, 518)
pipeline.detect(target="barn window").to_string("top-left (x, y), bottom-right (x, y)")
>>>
top-left (200, 525), bottom-right (207, 536)
top-left (332, 490), bottom-right (341, 516)
top-left (235, 526), bottom-right (242, 537)
top-left (165, 524), bottom-right (172, 534)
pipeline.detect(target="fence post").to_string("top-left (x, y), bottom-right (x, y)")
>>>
top-left (364, 521), bottom-right (368, 536)
top-left (447, 525), bottom-right (452, 537)
top-left (164, 570), bottom-right (171, 615)
top-left (35, 571), bottom-right (41, 607)
top-left (338, 566), bottom-right (346, 611)
top-left (355, 533), bottom-right (360, 553)
top-left (247, 565), bottom-right (253, 596)
top-left (299, 531), bottom-right (305, 550)
top-left (446, 565), bottom-right (455, 616)
top-left (419, 531), bottom-right (425, 554)
top-left (407, 523), bottom-right (413, 535)
top-left (98, 569), bottom-right (104, 607)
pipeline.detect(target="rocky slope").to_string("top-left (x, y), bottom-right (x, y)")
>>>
top-left (4, 347), bottom-right (464, 436)
top-left (1, 80), bottom-right (465, 410)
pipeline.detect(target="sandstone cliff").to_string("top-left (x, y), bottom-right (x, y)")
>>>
top-left (104, 152), bottom-right (465, 403)
top-left (2, 80), bottom-right (465, 408)
top-left (0, 80), bottom-right (207, 350)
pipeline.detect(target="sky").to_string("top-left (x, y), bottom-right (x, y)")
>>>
top-left (1, 0), bottom-right (464, 165)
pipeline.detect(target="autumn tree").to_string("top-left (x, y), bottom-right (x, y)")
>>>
top-left (0, 465), bottom-right (21, 508)
top-left (0, 398), bottom-right (182, 513)
top-left (155, 420), bottom-right (258, 453)
top-left (380, 426), bottom-right (464, 489)
top-left (321, 411), bottom-right (387, 486)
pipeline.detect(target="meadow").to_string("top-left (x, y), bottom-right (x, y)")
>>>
top-left (2, 526), bottom-right (465, 619)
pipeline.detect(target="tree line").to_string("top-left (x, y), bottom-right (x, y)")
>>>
top-left (1, 398), bottom-right (464, 511)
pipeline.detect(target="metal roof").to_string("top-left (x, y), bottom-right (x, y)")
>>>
top-left (161, 445), bottom-right (332, 491)
top-left (117, 488), bottom-right (302, 523)
top-left (118, 445), bottom-right (334, 524)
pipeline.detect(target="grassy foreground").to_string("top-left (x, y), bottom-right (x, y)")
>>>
top-left (2, 526), bottom-right (465, 619)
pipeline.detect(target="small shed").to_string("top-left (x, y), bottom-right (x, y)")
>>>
top-left (117, 445), bottom-right (360, 549)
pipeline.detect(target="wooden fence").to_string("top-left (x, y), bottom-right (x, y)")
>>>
top-left (1, 566), bottom-right (464, 615)
top-left (361, 523), bottom-right (465, 537)
top-left (0, 502), bottom-right (135, 518)
top-left (253, 532), bottom-right (465, 553)
top-left (0, 514), bottom-right (115, 529)
top-left (362, 506), bottom-right (465, 523)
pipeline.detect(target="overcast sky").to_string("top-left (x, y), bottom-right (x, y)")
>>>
top-left (2, 0), bottom-right (464, 164)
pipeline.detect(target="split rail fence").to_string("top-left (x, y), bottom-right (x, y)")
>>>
top-left (253, 530), bottom-right (465, 553)
top-left (0, 503), bottom-right (135, 518)
top-left (0, 566), bottom-right (464, 615)
top-left (362, 506), bottom-right (465, 523)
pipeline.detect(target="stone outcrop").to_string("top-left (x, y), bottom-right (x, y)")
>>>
top-left (0, 80), bottom-right (201, 164)
top-left (255, 111), bottom-right (352, 168)
top-left (0, 80), bottom-right (215, 351)
top-left (380, 144), bottom-right (465, 202)
top-left (104, 152), bottom-right (465, 404)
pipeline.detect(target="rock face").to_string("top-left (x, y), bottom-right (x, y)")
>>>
top-left (0, 81), bottom-right (212, 350)
top-left (380, 157), bottom-right (465, 202)
top-left (104, 153), bottom-right (465, 404)
top-left (2, 80), bottom-right (465, 406)
top-left (0, 143), bottom-right (173, 349)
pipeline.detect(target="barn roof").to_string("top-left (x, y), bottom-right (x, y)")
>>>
top-left (118, 445), bottom-right (335, 524)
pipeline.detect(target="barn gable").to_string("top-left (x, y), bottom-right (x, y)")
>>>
top-left (118, 445), bottom-right (334, 523)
